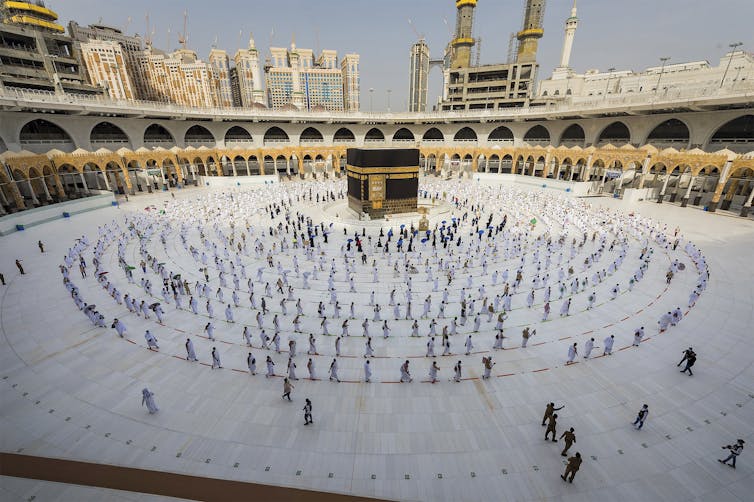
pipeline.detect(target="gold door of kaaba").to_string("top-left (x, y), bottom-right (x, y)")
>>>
top-left (346, 148), bottom-right (419, 218)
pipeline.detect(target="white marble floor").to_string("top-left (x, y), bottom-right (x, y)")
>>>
top-left (1, 180), bottom-right (753, 502)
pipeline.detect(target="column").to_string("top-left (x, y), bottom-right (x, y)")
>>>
top-left (102, 170), bottom-right (112, 191)
top-left (298, 157), bottom-right (304, 177)
top-left (740, 181), bottom-right (753, 217)
top-left (244, 159), bottom-right (250, 176)
top-left (9, 179), bottom-right (25, 208)
top-left (286, 158), bottom-right (291, 176)
top-left (0, 183), bottom-right (10, 209)
top-left (40, 175), bottom-right (52, 201)
top-left (707, 161), bottom-right (731, 212)
top-left (79, 171), bottom-right (90, 194)
top-left (681, 176), bottom-right (695, 207)
top-left (52, 172), bottom-right (66, 199)
top-left (232, 158), bottom-right (238, 177)
top-left (637, 156), bottom-right (652, 189)
top-left (657, 174), bottom-right (671, 203)
top-left (27, 178), bottom-right (39, 204)
top-left (721, 180), bottom-right (739, 211)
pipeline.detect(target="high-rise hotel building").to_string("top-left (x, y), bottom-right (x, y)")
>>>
top-left (265, 43), bottom-right (359, 111)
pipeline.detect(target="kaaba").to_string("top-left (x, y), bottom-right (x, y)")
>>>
top-left (346, 148), bottom-right (419, 218)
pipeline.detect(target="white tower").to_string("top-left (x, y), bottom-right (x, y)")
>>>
top-left (248, 34), bottom-right (264, 103)
top-left (552, 0), bottom-right (578, 80)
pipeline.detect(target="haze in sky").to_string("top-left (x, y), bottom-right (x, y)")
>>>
top-left (57, 0), bottom-right (753, 111)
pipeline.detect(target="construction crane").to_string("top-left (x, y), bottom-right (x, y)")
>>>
top-left (408, 18), bottom-right (424, 40)
top-left (177, 10), bottom-right (188, 49)
top-left (506, 32), bottom-right (517, 64)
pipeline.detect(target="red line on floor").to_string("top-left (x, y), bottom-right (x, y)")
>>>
top-left (532, 368), bottom-right (549, 373)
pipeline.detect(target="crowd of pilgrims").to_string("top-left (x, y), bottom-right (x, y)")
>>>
top-left (59, 179), bottom-right (709, 384)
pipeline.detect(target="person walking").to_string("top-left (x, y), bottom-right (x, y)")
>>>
top-left (632, 404), bottom-right (649, 430)
top-left (678, 347), bottom-right (696, 376)
top-left (718, 439), bottom-right (744, 468)
top-left (560, 427), bottom-right (576, 456)
top-left (542, 402), bottom-right (564, 426)
top-left (560, 452), bottom-right (582, 483)
top-left (545, 413), bottom-right (558, 442)
top-left (282, 377), bottom-right (294, 401)
top-left (141, 388), bottom-right (158, 414)
top-left (303, 398), bottom-right (313, 425)
top-left (15, 259), bottom-right (25, 275)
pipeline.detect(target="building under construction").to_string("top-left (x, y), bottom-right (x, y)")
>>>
top-left (410, 0), bottom-right (546, 112)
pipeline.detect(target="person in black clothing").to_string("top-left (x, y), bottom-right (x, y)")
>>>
top-left (678, 347), bottom-right (696, 376)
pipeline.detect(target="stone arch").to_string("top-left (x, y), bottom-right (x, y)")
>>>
top-left (275, 155), bottom-right (288, 174)
top-left (143, 124), bottom-right (174, 146)
top-left (232, 155), bottom-right (248, 175)
top-left (597, 121), bottom-right (631, 146)
top-left (264, 126), bottom-right (290, 145)
top-left (225, 126), bottom-right (253, 144)
top-left (476, 154), bottom-right (486, 172)
top-left (193, 157), bottom-right (207, 176)
top-left (646, 118), bottom-right (690, 148)
top-left (365, 128), bottom-right (385, 142)
top-left (422, 127), bottom-right (444, 142)
top-left (300, 127), bottom-right (324, 143)
top-left (0, 134), bottom-right (7, 153)
top-left (184, 125), bottom-right (215, 146)
top-left (248, 155), bottom-right (261, 175)
top-left (500, 154), bottom-right (514, 174)
top-left (90, 121), bottom-right (132, 148)
top-left (708, 114), bottom-right (754, 152)
top-left (333, 127), bottom-right (355, 142)
top-left (454, 127), bottom-right (477, 142)
top-left (19, 118), bottom-right (75, 153)
top-left (523, 125), bottom-right (550, 146)
top-left (393, 128), bottom-right (415, 142)
top-left (264, 155), bottom-right (275, 174)
top-left (559, 124), bottom-right (585, 147)
top-left (488, 126), bottom-right (514, 143)
top-left (488, 154), bottom-right (500, 173)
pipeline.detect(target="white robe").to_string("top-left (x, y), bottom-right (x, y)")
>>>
top-left (186, 339), bottom-right (197, 361)
top-left (142, 388), bottom-right (158, 414)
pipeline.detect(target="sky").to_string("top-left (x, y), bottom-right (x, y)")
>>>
top-left (56, 0), bottom-right (754, 111)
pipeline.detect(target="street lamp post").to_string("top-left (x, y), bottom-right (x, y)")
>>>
top-left (721, 42), bottom-right (743, 88)
top-left (655, 57), bottom-right (670, 93)
top-left (369, 88), bottom-right (374, 113)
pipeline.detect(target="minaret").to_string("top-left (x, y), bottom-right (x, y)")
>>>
top-left (248, 34), bottom-right (264, 103)
top-left (289, 37), bottom-right (305, 109)
top-left (450, 0), bottom-right (476, 69)
top-left (559, 0), bottom-right (578, 69)
top-left (516, 0), bottom-right (545, 64)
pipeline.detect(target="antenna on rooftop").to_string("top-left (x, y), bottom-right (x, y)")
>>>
top-left (124, 16), bottom-right (132, 34)
top-left (315, 26), bottom-right (320, 56)
top-left (145, 13), bottom-right (151, 47)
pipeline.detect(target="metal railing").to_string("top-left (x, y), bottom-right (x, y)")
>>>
top-left (1, 83), bottom-right (753, 122)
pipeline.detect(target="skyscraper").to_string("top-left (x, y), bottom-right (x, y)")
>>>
top-left (409, 39), bottom-right (430, 112)
top-left (79, 40), bottom-right (136, 100)
top-left (209, 48), bottom-right (234, 107)
top-left (265, 43), bottom-right (358, 112)
top-left (341, 53), bottom-right (360, 111)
